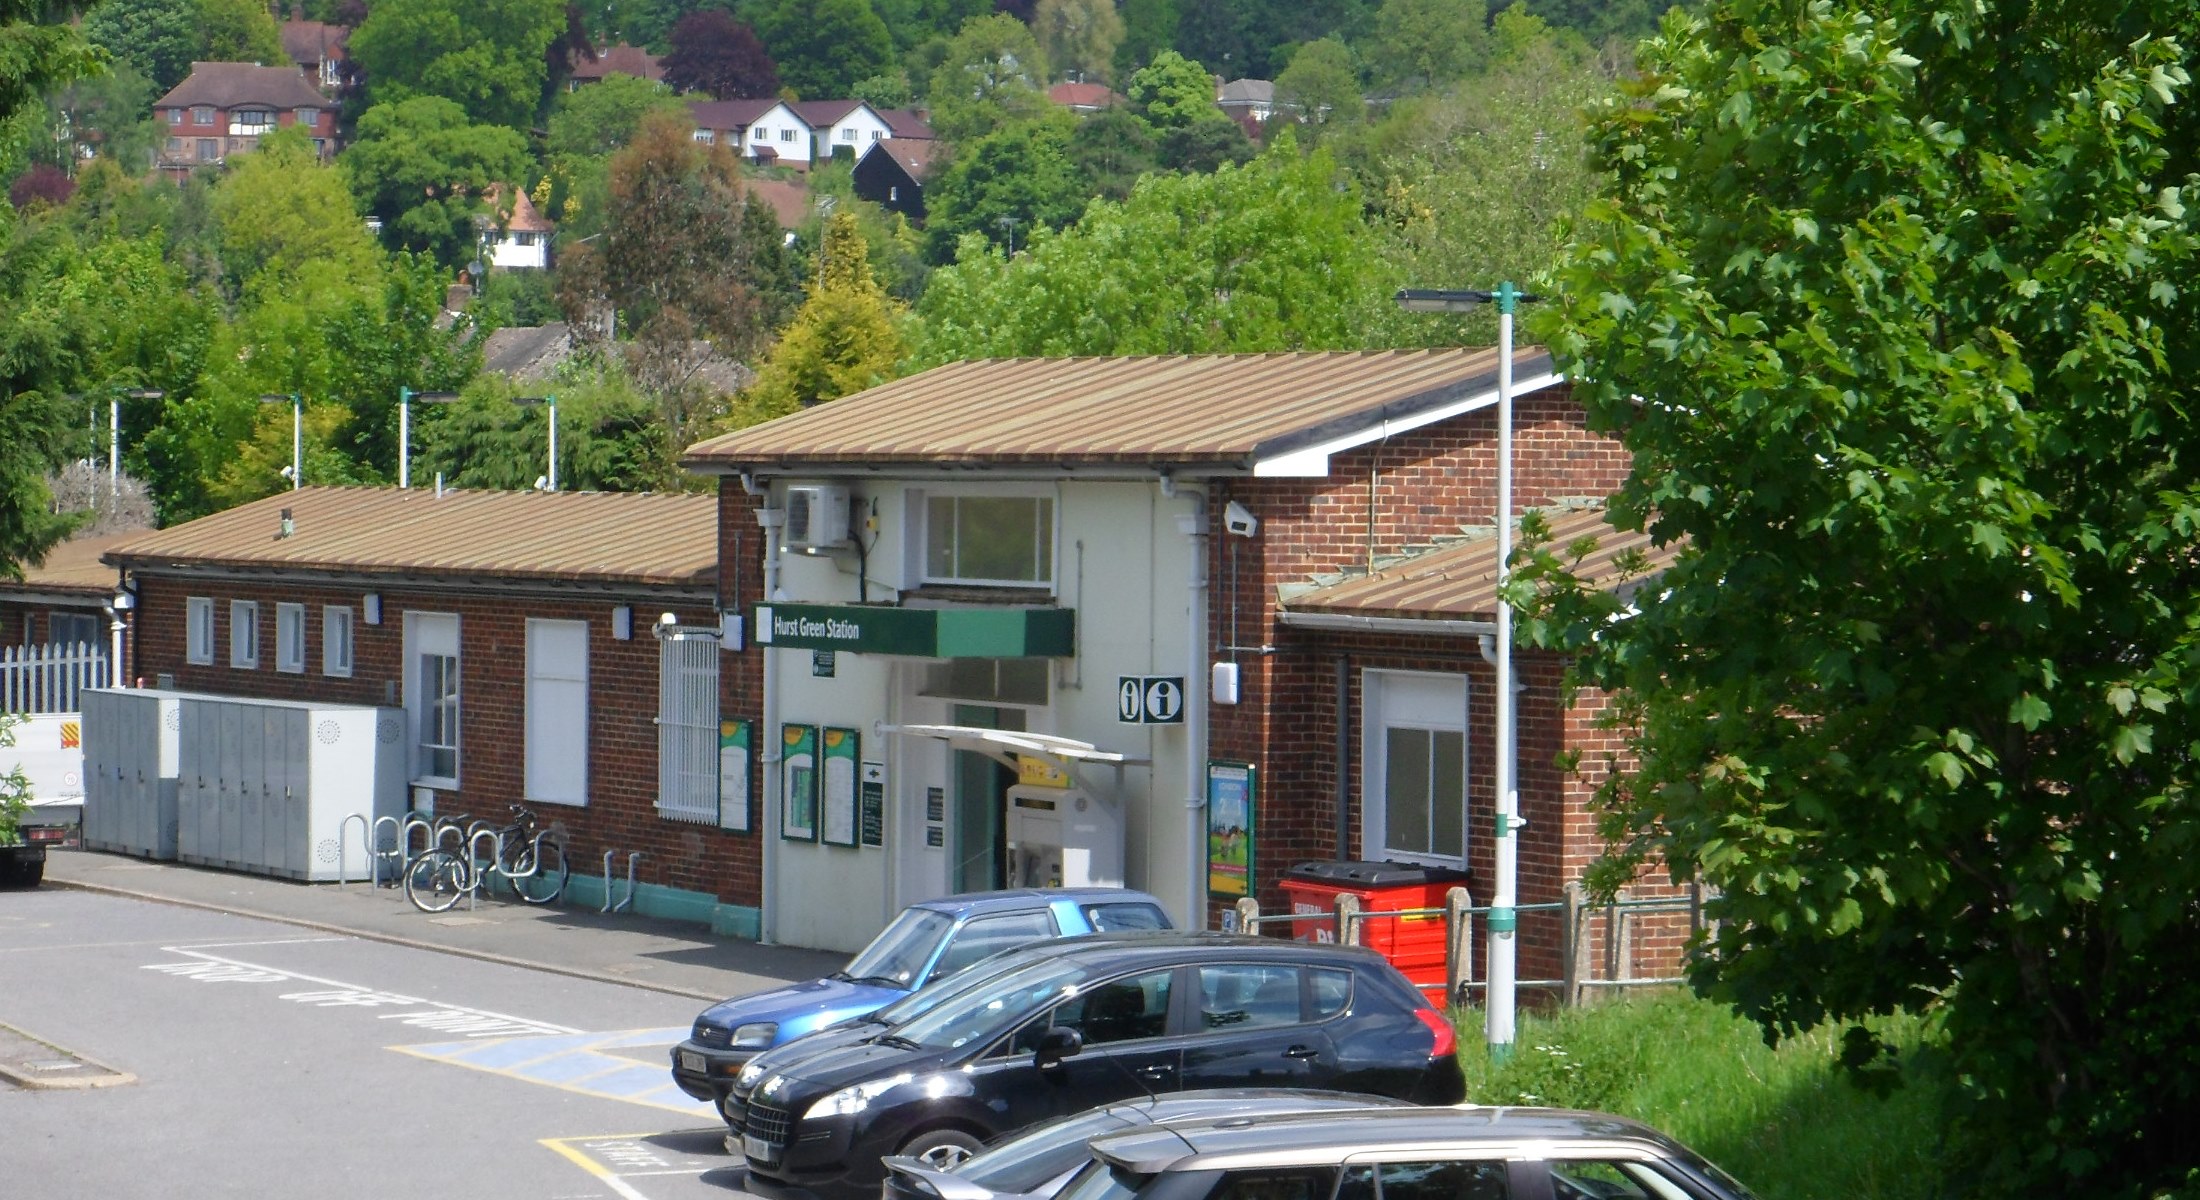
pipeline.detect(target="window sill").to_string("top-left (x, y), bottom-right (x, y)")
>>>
top-left (901, 585), bottom-right (1056, 606)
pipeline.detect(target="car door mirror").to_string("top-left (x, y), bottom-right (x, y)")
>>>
top-left (1034, 1026), bottom-right (1083, 1067)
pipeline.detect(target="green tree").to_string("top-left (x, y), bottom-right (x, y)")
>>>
top-left (546, 72), bottom-right (688, 160)
top-left (82, 0), bottom-right (199, 93)
top-left (746, 0), bottom-right (894, 99)
top-left (1367, 0), bottom-right (1487, 93)
top-left (1125, 49), bottom-right (1217, 131)
top-left (342, 96), bottom-right (532, 270)
top-left (1528, 3), bottom-right (2200, 1193)
top-left (1066, 103), bottom-right (1161, 201)
top-left (1034, 0), bottom-right (1124, 84)
top-left (914, 132), bottom-right (1398, 360)
top-left (347, 0), bottom-right (567, 130)
top-left (197, 0), bottom-right (289, 67)
top-left (556, 110), bottom-right (795, 438)
top-left (1274, 37), bottom-right (1363, 128)
top-left (731, 210), bottom-right (907, 425)
top-left (921, 113), bottom-right (1088, 263)
top-left (925, 14), bottom-right (1052, 142)
top-left (415, 367), bottom-right (678, 493)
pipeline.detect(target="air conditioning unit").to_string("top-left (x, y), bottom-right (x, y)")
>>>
top-left (784, 484), bottom-right (852, 550)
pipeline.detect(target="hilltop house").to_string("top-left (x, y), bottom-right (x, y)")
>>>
top-left (153, 62), bottom-right (337, 179)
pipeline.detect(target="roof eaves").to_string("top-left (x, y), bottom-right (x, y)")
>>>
top-left (1250, 358), bottom-right (1562, 477)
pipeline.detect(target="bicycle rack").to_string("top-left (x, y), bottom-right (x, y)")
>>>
top-left (338, 813), bottom-right (370, 891)
top-left (602, 850), bottom-right (642, 914)
top-left (466, 827), bottom-right (504, 911)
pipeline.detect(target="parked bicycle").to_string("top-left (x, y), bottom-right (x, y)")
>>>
top-left (403, 804), bottom-right (569, 912)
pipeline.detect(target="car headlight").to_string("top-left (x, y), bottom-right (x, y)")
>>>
top-left (730, 1022), bottom-right (778, 1049)
top-left (736, 1061), bottom-right (767, 1090)
top-left (808, 1073), bottom-right (913, 1119)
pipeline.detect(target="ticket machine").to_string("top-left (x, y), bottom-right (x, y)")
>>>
top-left (1004, 784), bottom-right (1123, 889)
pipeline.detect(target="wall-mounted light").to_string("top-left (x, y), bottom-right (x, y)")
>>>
top-left (612, 606), bottom-right (632, 640)
top-left (362, 593), bottom-right (382, 625)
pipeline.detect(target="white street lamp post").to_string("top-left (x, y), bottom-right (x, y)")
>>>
top-left (1395, 283), bottom-right (1541, 1063)
top-left (398, 388), bottom-right (461, 489)
top-left (514, 394), bottom-right (558, 491)
top-left (259, 393), bottom-right (302, 489)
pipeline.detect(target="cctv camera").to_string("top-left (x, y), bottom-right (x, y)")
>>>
top-left (1223, 500), bottom-right (1260, 538)
top-left (279, 465), bottom-right (295, 479)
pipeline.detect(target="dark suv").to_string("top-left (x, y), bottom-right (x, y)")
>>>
top-left (730, 933), bottom-right (1465, 1199)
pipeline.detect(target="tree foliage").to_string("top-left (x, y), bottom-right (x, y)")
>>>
top-left (546, 72), bottom-right (688, 160)
top-left (347, 0), bottom-right (567, 130)
top-left (913, 133), bottom-right (1400, 361)
top-left (745, 0), bottom-right (894, 100)
top-left (730, 210), bottom-right (907, 425)
top-left (343, 96), bottom-right (533, 270)
top-left (1274, 37), bottom-right (1364, 129)
top-left (82, 0), bottom-right (199, 93)
top-left (661, 11), bottom-right (780, 99)
top-left (1125, 48), bottom-right (1217, 131)
top-left (1034, 0), bottom-right (1124, 84)
top-left (197, 0), bottom-right (289, 67)
top-left (414, 366), bottom-right (680, 493)
top-left (1368, 0), bottom-right (1488, 93)
top-left (924, 14), bottom-right (1052, 143)
top-left (921, 114), bottom-right (1088, 263)
top-left (1527, 2), bottom-right (2200, 1193)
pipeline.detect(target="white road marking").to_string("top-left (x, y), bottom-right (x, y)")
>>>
top-left (140, 946), bottom-right (580, 1037)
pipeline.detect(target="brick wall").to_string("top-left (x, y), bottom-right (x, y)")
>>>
top-left (127, 572), bottom-right (764, 907)
top-left (0, 596), bottom-right (128, 686)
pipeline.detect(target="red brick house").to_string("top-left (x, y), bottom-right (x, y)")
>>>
top-left (279, 11), bottom-right (351, 94)
top-left (1, 532), bottom-right (129, 666)
top-left (567, 43), bottom-right (666, 91)
top-left (102, 487), bottom-right (762, 933)
top-left (153, 62), bottom-right (338, 179)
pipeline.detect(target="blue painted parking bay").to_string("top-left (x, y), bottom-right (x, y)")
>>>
top-left (394, 1026), bottom-right (711, 1115)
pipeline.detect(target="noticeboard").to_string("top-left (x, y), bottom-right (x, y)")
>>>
top-left (781, 724), bottom-right (818, 841)
top-left (1206, 761), bottom-right (1255, 898)
top-left (821, 727), bottom-right (860, 847)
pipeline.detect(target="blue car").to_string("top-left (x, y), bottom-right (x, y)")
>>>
top-left (671, 888), bottom-right (1171, 1111)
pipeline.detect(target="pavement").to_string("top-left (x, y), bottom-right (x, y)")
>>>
top-left (2, 846), bottom-right (849, 1090)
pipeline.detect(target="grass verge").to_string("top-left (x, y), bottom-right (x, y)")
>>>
top-left (1449, 990), bottom-right (1944, 1200)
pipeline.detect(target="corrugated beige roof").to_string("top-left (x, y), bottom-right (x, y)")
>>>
top-left (104, 487), bottom-right (717, 590)
top-left (1284, 507), bottom-right (1678, 620)
top-left (3, 532), bottom-right (133, 594)
top-left (684, 347), bottom-right (1549, 471)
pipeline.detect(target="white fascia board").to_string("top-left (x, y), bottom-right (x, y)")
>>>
top-left (1250, 371), bottom-right (1566, 477)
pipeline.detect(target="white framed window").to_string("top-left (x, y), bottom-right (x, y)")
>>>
top-left (404, 612), bottom-right (461, 785)
top-left (871, 130), bottom-right (883, 140)
top-left (165, 109), bottom-right (182, 126)
top-left (295, 106), bottom-right (319, 124)
top-left (323, 605), bottom-right (353, 677)
top-left (186, 597), bottom-right (215, 664)
top-left (1362, 671), bottom-right (1468, 866)
top-left (839, 127), bottom-right (856, 141)
top-left (47, 611), bottom-right (99, 651)
top-left (693, 128), bottom-right (714, 143)
top-left (192, 105), bottom-right (213, 125)
top-left (524, 619), bottom-right (589, 806)
top-left (231, 108), bottom-right (275, 135)
top-left (229, 600), bottom-right (259, 668)
top-left (922, 492), bottom-right (1055, 587)
top-left (780, 127), bottom-right (796, 141)
top-left (275, 603), bottom-right (306, 673)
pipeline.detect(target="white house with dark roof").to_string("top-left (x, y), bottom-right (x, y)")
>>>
top-left (689, 98), bottom-right (812, 167)
top-left (153, 61), bottom-right (338, 178)
top-left (790, 99), bottom-right (894, 163)
top-left (481, 185), bottom-right (555, 270)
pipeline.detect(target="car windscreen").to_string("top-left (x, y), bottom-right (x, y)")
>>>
top-left (961, 1109), bottom-right (1131, 1193)
top-left (843, 908), bottom-right (955, 987)
top-left (1083, 902), bottom-right (1170, 932)
top-left (890, 959), bottom-right (1099, 1050)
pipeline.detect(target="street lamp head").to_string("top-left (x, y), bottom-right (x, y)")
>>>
top-left (257, 393), bottom-right (300, 405)
top-left (1394, 286), bottom-right (1544, 314)
top-left (122, 389), bottom-right (165, 400)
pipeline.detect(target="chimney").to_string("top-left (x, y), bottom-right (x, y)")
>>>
top-left (444, 282), bottom-right (474, 312)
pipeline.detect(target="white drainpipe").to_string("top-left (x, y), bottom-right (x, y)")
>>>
top-left (750, 475), bottom-right (785, 945)
top-left (1168, 478), bottom-right (1210, 930)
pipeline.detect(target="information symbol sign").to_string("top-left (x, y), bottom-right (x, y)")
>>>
top-left (1117, 676), bottom-right (1187, 724)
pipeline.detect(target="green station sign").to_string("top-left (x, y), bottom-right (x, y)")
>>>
top-left (756, 603), bottom-right (1075, 658)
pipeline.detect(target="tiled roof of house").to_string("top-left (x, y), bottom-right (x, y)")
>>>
top-left (280, 19), bottom-right (349, 66)
top-left (154, 62), bottom-right (330, 111)
top-left (571, 44), bottom-right (664, 83)
top-left (480, 323), bottom-right (573, 381)
top-left (683, 347), bottom-right (1554, 471)
top-left (486, 185), bottom-right (554, 234)
top-left (104, 487), bottom-right (718, 590)
top-left (1, 532), bottom-right (134, 595)
top-left (1048, 82), bottom-right (1121, 109)
top-left (874, 108), bottom-right (937, 139)
top-left (1280, 506), bottom-right (1677, 621)
top-left (860, 137), bottom-right (939, 181)
top-left (789, 99), bottom-right (865, 126)
top-left (741, 177), bottom-right (813, 228)
top-left (1216, 78), bottom-right (1274, 105)
top-left (689, 98), bottom-right (780, 131)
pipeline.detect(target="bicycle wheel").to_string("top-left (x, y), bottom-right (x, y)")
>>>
top-left (511, 840), bottom-right (568, 905)
top-left (404, 848), bottom-right (472, 913)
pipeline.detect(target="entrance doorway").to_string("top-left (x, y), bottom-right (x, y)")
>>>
top-left (950, 704), bottom-right (1023, 892)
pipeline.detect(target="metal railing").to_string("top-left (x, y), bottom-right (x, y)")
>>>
top-left (1230, 882), bottom-right (1707, 1007)
top-left (602, 849), bottom-right (642, 914)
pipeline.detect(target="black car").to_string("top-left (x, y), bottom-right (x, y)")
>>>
top-left (731, 933), bottom-right (1465, 1199)
top-left (1066, 1104), bottom-right (1760, 1200)
top-left (881, 1090), bottom-right (1414, 1200)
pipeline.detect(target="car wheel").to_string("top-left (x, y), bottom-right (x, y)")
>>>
top-left (899, 1128), bottom-right (984, 1171)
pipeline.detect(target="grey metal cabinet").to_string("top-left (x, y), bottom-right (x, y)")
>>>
top-left (81, 689), bottom-right (185, 860)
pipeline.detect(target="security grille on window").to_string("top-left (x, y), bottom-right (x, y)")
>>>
top-left (323, 605), bottom-right (353, 677)
top-left (657, 623), bottom-right (721, 824)
top-left (186, 597), bottom-right (215, 664)
top-left (229, 600), bottom-right (259, 668)
top-left (925, 494), bottom-right (1054, 586)
top-left (275, 603), bottom-right (306, 673)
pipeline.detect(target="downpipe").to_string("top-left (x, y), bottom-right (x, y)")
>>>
top-left (751, 474), bottom-right (785, 945)
top-left (1168, 477), bottom-right (1210, 930)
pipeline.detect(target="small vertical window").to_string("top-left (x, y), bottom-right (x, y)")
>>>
top-left (229, 600), bottom-right (259, 668)
top-left (275, 603), bottom-right (305, 673)
top-left (780, 127), bottom-right (796, 142)
top-left (323, 606), bottom-right (353, 677)
top-left (187, 597), bottom-right (215, 664)
top-left (192, 106), bottom-right (213, 125)
top-left (166, 109), bottom-right (182, 126)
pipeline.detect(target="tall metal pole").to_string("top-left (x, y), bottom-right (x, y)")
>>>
top-left (399, 386), bottom-right (412, 490)
top-left (1488, 281), bottom-right (1521, 1063)
top-left (290, 394), bottom-right (302, 490)
top-left (546, 393), bottom-right (558, 492)
top-left (109, 397), bottom-right (120, 504)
